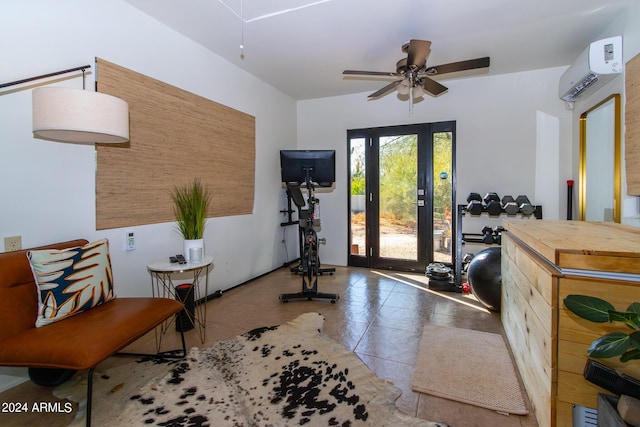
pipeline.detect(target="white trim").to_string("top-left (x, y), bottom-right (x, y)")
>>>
top-left (0, 372), bottom-right (29, 393)
top-left (218, 0), bottom-right (331, 23)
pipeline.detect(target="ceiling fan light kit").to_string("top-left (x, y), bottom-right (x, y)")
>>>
top-left (397, 79), bottom-right (411, 95)
top-left (343, 39), bottom-right (490, 102)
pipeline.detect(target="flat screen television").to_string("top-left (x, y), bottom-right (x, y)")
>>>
top-left (280, 150), bottom-right (335, 187)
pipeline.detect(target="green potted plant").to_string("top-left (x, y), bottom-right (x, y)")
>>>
top-left (169, 179), bottom-right (211, 262)
top-left (563, 295), bottom-right (640, 425)
top-left (563, 295), bottom-right (640, 362)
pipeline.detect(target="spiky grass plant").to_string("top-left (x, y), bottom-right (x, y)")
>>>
top-left (169, 179), bottom-right (212, 240)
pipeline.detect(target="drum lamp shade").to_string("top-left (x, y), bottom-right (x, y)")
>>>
top-left (32, 87), bottom-right (129, 143)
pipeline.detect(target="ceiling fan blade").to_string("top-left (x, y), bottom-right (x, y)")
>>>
top-left (343, 70), bottom-right (399, 77)
top-left (421, 76), bottom-right (448, 96)
top-left (427, 57), bottom-right (490, 75)
top-left (368, 80), bottom-right (403, 98)
top-left (407, 39), bottom-right (431, 69)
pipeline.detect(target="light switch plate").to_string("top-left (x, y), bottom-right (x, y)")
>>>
top-left (125, 231), bottom-right (136, 251)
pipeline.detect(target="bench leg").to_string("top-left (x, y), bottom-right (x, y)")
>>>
top-left (85, 367), bottom-right (95, 427)
top-left (83, 329), bottom-right (186, 426)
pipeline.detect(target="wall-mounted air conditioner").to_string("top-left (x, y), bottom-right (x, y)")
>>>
top-left (559, 36), bottom-right (623, 101)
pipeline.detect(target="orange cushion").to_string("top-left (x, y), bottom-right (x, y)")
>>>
top-left (0, 297), bottom-right (183, 370)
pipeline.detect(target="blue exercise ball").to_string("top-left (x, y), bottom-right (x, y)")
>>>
top-left (467, 247), bottom-right (501, 311)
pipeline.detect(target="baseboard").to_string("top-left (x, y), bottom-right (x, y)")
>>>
top-left (0, 369), bottom-right (29, 393)
top-left (197, 264), bottom-right (288, 305)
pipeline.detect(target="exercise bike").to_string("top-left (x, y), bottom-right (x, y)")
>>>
top-left (280, 185), bottom-right (337, 303)
top-left (279, 150), bottom-right (339, 303)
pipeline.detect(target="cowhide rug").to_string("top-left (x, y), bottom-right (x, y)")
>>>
top-left (55, 312), bottom-right (447, 426)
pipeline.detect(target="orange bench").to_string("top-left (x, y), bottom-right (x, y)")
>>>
top-left (0, 239), bottom-right (185, 426)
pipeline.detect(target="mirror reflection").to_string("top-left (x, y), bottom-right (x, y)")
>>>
top-left (579, 94), bottom-right (621, 223)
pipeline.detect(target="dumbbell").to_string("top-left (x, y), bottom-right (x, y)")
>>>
top-left (462, 253), bottom-right (475, 272)
top-left (493, 226), bottom-right (505, 245)
top-left (466, 192), bottom-right (484, 215)
top-left (481, 226), bottom-right (495, 244)
top-left (483, 192), bottom-right (499, 203)
top-left (468, 193), bottom-right (482, 202)
top-left (501, 195), bottom-right (519, 215)
top-left (516, 195), bottom-right (535, 215)
top-left (483, 192), bottom-right (502, 216)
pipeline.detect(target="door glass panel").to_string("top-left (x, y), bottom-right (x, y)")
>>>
top-left (433, 132), bottom-right (453, 263)
top-left (379, 135), bottom-right (417, 260)
top-left (349, 138), bottom-right (366, 256)
top-left (348, 122), bottom-right (455, 271)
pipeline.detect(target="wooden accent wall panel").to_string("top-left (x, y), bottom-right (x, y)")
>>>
top-left (502, 220), bottom-right (640, 427)
top-left (95, 58), bottom-right (255, 230)
top-left (626, 52), bottom-right (640, 195)
top-left (557, 277), bottom-right (640, 408)
top-left (501, 233), bottom-right (558, 427)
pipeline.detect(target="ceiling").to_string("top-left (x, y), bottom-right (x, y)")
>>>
top-left (124, 0), bottom-right (630, 101)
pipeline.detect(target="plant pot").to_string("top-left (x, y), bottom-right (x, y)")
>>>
top-left (183, 238), bottom-right (204, 263)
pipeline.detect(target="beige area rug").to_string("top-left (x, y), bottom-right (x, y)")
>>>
top-left (55, 312), bottom-right (448, 426)
top-left (412, 324), bottom-right (528, 415)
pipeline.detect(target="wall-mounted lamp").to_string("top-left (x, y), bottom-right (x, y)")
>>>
top-left (32, 87), bottom-right (129, 143)
top-left (0, 64), bottom-right (129, 144)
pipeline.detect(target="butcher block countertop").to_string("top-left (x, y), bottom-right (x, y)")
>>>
top-left (502, 220), bottom-right (640, 275)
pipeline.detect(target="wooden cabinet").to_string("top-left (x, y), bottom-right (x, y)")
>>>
top-left (501, 220), bottom-right (640, 427)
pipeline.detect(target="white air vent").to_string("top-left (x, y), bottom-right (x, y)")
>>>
top-left (559, 36), bottom-right (623, 101)
top-left (572, 404), bottom-right (597, 427)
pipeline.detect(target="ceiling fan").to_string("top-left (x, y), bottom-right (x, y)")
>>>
top-left (343, 39), bottom-right (490, 101)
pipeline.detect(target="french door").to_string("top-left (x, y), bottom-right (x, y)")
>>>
top-left (348, 122), bottom-right (455, 272)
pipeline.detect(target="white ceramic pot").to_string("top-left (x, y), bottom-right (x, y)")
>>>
top-left (183, 238), bottom-right (204, 263)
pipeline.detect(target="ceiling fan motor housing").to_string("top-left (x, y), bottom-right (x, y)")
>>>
top-left (342, 39), bottom-right (490, 100)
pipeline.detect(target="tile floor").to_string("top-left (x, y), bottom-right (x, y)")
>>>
top-left (0, 265), bottom-right (539, 427)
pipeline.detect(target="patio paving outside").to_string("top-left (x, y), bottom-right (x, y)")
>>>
top-left (350, 213), bottom-right (452, 264)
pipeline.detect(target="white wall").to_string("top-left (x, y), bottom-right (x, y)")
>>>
top-left (570, 1), bottom-right (640, 226)
top-left (1, 0), bottom-right (636, 393)
top-left (297, 67), bottom-right (573, 265)
top-left (0, 0), bottom-right (297, 389)
top-left (535, 111), bottom-right (561, 217)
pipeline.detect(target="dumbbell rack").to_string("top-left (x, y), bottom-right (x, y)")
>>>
top-left (454, 203), bottom-right (543, 290)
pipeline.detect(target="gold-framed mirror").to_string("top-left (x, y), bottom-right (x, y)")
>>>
top-left (579, 93), bottom-right (621, 223)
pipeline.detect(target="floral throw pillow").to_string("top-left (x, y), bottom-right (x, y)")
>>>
top-left (28, 238), bottom-right (116, 327)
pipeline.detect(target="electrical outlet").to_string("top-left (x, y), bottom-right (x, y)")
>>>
top-left (4, 235), bottom-right (22, 252)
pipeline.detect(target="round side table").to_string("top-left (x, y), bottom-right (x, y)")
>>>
top-left (147, 256), bottom-right (213, 345)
